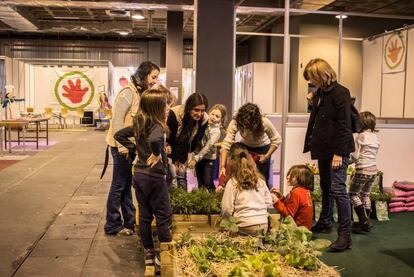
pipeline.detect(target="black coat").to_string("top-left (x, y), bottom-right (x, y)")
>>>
top-left (303, 82), bottom-right (355, 160)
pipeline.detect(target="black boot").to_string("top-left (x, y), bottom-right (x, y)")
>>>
top-left (311, 223), bottom-right (332, 234)
top-left (329, 233), bottom-right (352, 252)
top-left (353, 205), bottom-right (371, 233)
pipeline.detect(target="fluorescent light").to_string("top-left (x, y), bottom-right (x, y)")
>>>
top-left (336, 14), bottom-right (347, 19)
top-left (131, 10), bottom-right (144, 20)
top-left (118, 31), bottom-right (129, 36)
top-left (236, 17), bottom-right (240, 22)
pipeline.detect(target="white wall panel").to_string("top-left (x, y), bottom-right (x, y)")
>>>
top-left (404, 28), bottom-right (414, 118)
top-left (361, 38), bottom-right (382, 116)
top-left (381, 72), bottom-right (405, 118)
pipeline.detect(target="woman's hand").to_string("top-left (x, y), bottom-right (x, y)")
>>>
top-left (187, 159), bottom-right (196, 169)
top-left (258, 154), bottom-right (270, 164)
top-left (216, 185), bottom-right (224, 192)
top-left (147, 154), bottom-right (161, 168)
top-left (332, 154), bottom-right (343, 170)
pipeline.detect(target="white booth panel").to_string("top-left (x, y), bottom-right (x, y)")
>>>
top-left (404, 28), bottom-right (414, 118)
top-left (361, 38), bottom-right (382, 116)
top-left (381, 72), bottom-right (405, 118)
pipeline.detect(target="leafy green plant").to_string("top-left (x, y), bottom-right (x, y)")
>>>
top-left (220, 216), bottom-right (239, 234)
top-left (229, 252), bottom-right (281, 277)
top-left (170, 187), bottom-right (223, 215)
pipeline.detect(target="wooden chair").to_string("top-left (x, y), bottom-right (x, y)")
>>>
top-left (44, 107), bottom-right (53, 119)
top-left (26, 107), bottom-right (34, 113)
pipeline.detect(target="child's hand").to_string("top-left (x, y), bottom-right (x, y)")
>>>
top-left (187, 159), bottom-right (196, 169)
top-left (147, 154), bottom-right (161, 168)
top-left (271, 193), bottom-right (279, 204)
top-left (270, 188), bottom-right (283, 199)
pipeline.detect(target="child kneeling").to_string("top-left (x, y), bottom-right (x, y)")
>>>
top-left (271, 165), bottom-right (314, 230)
top-left (221, 143), bottom-right (272, 236)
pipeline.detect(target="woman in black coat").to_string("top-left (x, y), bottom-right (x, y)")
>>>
top-left (303, 58), bottom-right (355, 252)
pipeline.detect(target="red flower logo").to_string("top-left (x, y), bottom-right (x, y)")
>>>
top-left (62, 79), bottom-right (89, 104)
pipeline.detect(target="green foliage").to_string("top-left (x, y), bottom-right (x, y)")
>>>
top-left (220, 216), bottom-right (239, 234)
top-left (229, 253), bottom-right (281, 277)
top-left (185, 235), bottom-right (253, 273)
top-left (170, 187), bottom-right (223, 215)
top-left (262, 216), bottom-right (322, 271)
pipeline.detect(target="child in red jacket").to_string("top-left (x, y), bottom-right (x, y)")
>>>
top-left (271, 165), bottom-right (314, 230)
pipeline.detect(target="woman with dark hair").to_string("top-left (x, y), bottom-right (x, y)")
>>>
top-left (218, 103), bottom-right (282, 190)
top-left (104, 61), bottom-right (160, 236)
top-left (167, 93), bottom-right (209, 189)
top-left (303, 58), bottom-right (355, 252)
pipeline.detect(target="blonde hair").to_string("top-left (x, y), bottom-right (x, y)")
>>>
top-left (133, 89), bottom-right (168, 139)
top-left (152, 85), bottom-right (176, 107)
top-left (228, 143), bottom-right (263, 191)
top-left (303, 58), bottom-right (337, 89)
top-left (209, 104), bottom-right (227, 129)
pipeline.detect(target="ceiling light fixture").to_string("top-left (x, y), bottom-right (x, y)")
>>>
top-left (118, 31), bottom-right (129, 36)
top-left (335, 14), bottom-right (347, 19)
top-left (236, 17), bottom-right (240, 22)
top-left (131, 10), bottom-right (145, 20)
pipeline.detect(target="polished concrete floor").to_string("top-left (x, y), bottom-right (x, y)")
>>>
top-left (0, 129), bottom-right (144, 276)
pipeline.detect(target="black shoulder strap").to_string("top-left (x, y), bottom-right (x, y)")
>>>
top-left (100, 145), bottom-right (109, 179)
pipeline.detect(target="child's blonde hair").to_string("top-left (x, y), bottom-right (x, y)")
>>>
top-left (209, 104), bottom-right (227, 129)
top-left (228, 143), bottom-right (263, 191)
top-left (303, 58), bottom-right (337, 89)
top-left (287, 165), bottom-right (314, 191)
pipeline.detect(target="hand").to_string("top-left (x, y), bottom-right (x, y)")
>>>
top-left (332, 154), bottom-right (343, 170)
top-left (147, 154), bottom-right (161, 168)
top-left (187, 159), bottom-right (196, 169)
top-left (258, 154), bottom-right (269, 164)
top-left (270, 188), bottom-right (283, 199)
top-left (219, 167), bottom-right (226, 177)
top-left (306, 91), bottom-right (315, 102)
top-left (62, 79), bottom-right (89, 104)
top-left (165, 145), bottom-right (172, 155)
top-left (175, 161), bottom-right (185, 171)
top-left (119, 148), bottom-right (129, 156)
top-left (216, 185), bottom-right (224, 192)
top-left (271, 193), bottom-right (279, 204)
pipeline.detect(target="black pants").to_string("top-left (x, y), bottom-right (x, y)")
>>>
top-left (134, 173), bottom-right (172, 249)
top-left (243, 144), bottom-right (271, 187)
top-left (195, 159), bottom-right (215, 191)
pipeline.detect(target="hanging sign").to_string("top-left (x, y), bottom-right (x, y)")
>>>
top-left (383, 31), bottom-right (407, 73)
top-left (54, 71), bottom-right (95, 111)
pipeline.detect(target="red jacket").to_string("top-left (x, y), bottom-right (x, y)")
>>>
top-left (273, 186), bottom-right (313, 230)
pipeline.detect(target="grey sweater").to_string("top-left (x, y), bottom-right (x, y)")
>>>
top-left (192, 122), bottom-right (221, 162)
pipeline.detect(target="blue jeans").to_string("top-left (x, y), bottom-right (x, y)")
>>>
top-left (104, 147), bottom-right (136, 234)
top-left (134, 173), bottom-right (172, 249)
top-left (317, 156), bottom-right (351, 234)
top-left (195, 159), bottom-right (215, 191)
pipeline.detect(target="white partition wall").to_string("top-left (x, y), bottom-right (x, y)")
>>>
top-left (405, 28), bottom-right (414, 118)
top-left (361, 38), bottom-right (382, 116)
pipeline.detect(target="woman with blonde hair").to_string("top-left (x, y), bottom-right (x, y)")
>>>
top-left (303, 58), bottom-right (355, 252)
top-left (221, 143), bottom-right (272, 236)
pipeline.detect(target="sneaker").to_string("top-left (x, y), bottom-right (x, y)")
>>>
top-left (145, 248), bottom-right (155, 266)
top-left (116, 228), bottom-right (135, 236)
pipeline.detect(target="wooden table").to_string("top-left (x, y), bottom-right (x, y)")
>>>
top-left (0, 119), bottom-right (29, 154)
top-left (17, 117), bottom-right (49, 149)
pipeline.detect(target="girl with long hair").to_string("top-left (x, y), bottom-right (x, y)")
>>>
top-left (221, 143), bottom-right (272, 236)
top-left (114, 88), bottom-right (172, 272)
top-left (167, 93), bottom-right (209, 189)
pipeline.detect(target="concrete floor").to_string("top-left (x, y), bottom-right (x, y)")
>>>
top-left (0, 129), bottom-right (144, 276)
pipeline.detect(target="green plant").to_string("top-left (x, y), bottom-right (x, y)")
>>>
top-left (229, 252), bottom-right (281, 277)
top-left (170, 187), bottom-right (223, 215)
top-left (220, 216), bottom-right (239, 234)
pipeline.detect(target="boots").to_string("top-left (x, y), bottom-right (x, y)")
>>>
top-left (353, 205), bottom-right (371, 233)
top-left (329, 233), bottom-right (352, 252)
top-left (311, 223), bottom-right (332, 234)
